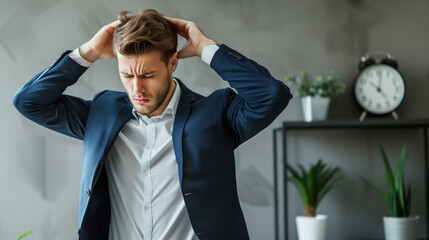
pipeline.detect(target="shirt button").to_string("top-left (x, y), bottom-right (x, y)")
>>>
top-left (151, 119), bottom-right (155, 123)
top-left (146, 146), bottom-right (150, 150)
top-left (144, 205), bottom-right (149, 210)
top-left (144, 172), bottom-right (148, 176)
top-left (86, 189), bottom-right (91, 197)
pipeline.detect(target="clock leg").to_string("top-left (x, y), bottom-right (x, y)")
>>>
top-left (359, 111), bottom-right (367, 122)
top-left (391, 111), bottom-right (399, 120)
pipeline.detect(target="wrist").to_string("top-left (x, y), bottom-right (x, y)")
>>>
top-left (197, 39), bottom-right (218, 57)
top-left (78, 42), bottom-right (99, 63)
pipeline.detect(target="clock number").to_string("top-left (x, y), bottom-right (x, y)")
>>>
top-left (362, 96), bottom-right (367, 102)
top-left (377, 103), bottom-right (382, 110)
top-left (376, 70), bottom-right (382, 78)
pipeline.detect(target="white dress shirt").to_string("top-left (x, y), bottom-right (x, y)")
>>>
top-left (69, 44), bottom-right (219, 240)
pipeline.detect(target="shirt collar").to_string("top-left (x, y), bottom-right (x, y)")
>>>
top-left (132, 78), bottom-right (181, 120)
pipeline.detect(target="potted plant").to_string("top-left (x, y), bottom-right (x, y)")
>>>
top-left (285, 71), bottom-right (346, 122)
top-left (287, 158), bottom-right (342, 240)
top-left (360, 143), bottom-right (419, 240)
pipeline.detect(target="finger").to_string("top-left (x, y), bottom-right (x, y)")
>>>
top-left (163, 16), bottom-right (191, 32)
top-left (176, 29), bottom-right (189, 39)
top-left (177, 41), bottom-right (191, 59)
top-left (106, 20), bottom-right (121, 28)
top-left (164, 17), bottom-right (189, 39)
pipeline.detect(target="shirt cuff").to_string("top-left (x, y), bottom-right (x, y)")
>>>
top-left (201, 45), bottom-right (219, 65)
top-left (68, 48), bottom-right (92, 68)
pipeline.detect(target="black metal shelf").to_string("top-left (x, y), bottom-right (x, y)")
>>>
top-left (273, 119), bottom-right (429, 240)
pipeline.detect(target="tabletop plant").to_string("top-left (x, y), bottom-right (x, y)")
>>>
top-left (286, 158), bottom-right (342, 216)
top-left (285, 71), bottom-right (346, 98)
top-left (360, 143), bottom-right (411, 217)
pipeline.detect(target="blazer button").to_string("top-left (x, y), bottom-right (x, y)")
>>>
top-left (86, 189), bottom-right (91, 197)
top-left (228, 52), bottom-right (234, 56)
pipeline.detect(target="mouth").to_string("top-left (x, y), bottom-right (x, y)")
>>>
top-left (134, 98), bottom-right (150, 104)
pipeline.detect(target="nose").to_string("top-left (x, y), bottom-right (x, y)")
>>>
top-left (132, 77), bottom-right (145, 94)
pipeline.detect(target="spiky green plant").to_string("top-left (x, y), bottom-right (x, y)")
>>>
top-left (360, 143), bottom-right (411, 217)
top-left (286, 159), bottom-right (342, 216)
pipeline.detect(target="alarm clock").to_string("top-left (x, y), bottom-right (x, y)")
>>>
top-left (354, 52), bottom-right (405, 121)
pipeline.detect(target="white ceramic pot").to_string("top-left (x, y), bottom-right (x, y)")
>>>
top-left (301, 96), bottom-right (330, 122)
top-left (296, 215), bottom-right (327, 240)
top-left (383, 216), bottom-right (420, 240)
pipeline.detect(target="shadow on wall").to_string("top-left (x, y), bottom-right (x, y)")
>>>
top-left (15, 117), bottom-right (70, 202)
top-left (324, 0), bottom-right (382, 56)
top-left (237, 165), bottom-right (273, 206)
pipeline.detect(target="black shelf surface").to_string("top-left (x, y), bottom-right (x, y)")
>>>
top-left (275, 119), bottom-right (429, 131)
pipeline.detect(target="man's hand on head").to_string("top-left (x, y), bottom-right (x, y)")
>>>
top-left (164, 16), bottom-right (218, 59)
top-left (79, 20), bottom-right (121, 63)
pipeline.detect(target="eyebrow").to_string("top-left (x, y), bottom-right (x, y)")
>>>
top-left (120, 71), bottom-right (156, 77)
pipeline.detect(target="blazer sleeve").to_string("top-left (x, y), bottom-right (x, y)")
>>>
top-left (13, 51), bottom-right (91, 140)
top-left (210, 44), bottom-right (293, 147)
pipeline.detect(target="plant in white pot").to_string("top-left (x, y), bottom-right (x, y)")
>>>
top-left (360, 143), bottom-right (419, 240)
top-left (287, 159), bottom-right (342, 240)
top-left (285, 71), bottom-right (346, 122)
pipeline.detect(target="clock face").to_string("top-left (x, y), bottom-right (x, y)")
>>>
top-left (354, 64), bottom-right (405, 115)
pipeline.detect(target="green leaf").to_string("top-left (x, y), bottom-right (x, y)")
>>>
top-left (360, 176), bottom-right (387, 202)
top-left (317, 181), bottom-right (341, 206)
top-left (406, 185), bottom-right (411, 217)
top-left (396, 144), bottom-right (408, 213)
top-left (287, 165), bottom-right (309, 206)
top-left (17, 230), bottom-right (32, 240)
top-left (379, 144), bottom-right (395, 194)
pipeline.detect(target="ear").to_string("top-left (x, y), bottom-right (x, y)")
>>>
top-left (168, 52), bottom-right (179, 73)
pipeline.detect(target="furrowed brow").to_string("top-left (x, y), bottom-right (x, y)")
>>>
top-left (120, 71), bottom-right (156, 76)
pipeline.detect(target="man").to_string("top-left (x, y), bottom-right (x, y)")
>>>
top-left (13, 9), bottom-right (292, 240)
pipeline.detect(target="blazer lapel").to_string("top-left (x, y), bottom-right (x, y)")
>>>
top-left (172, 79), bottom-right (197, 187)
top-left (172, 103), bottom-right (191, 186)
top-left (90, 96), bottom-right (133, 191)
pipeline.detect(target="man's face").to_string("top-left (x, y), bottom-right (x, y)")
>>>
top-left (117, 50), bottom-right (178, 117)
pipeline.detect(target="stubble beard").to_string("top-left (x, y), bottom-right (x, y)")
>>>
top-left (132, 72), bottom-right (172, 116)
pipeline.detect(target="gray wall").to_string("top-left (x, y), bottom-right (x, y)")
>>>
top-left (1, 0), bottom-right (428, 239)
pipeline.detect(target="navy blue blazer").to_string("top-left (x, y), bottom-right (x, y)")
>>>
top-left (13, 44), bottom-right (292, 240)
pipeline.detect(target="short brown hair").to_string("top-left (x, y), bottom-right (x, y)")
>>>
top-left (113, 9), bottom-right (177, 65)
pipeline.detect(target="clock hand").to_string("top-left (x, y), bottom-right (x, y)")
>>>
top-left (371, 81), bottom-right (387, 98)
top-left (379, 89), bottom-right (388, 99)
top-left (370, 82), bottom-right (378, 89)
top-left (370, 81), bottom-right (383, 93)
